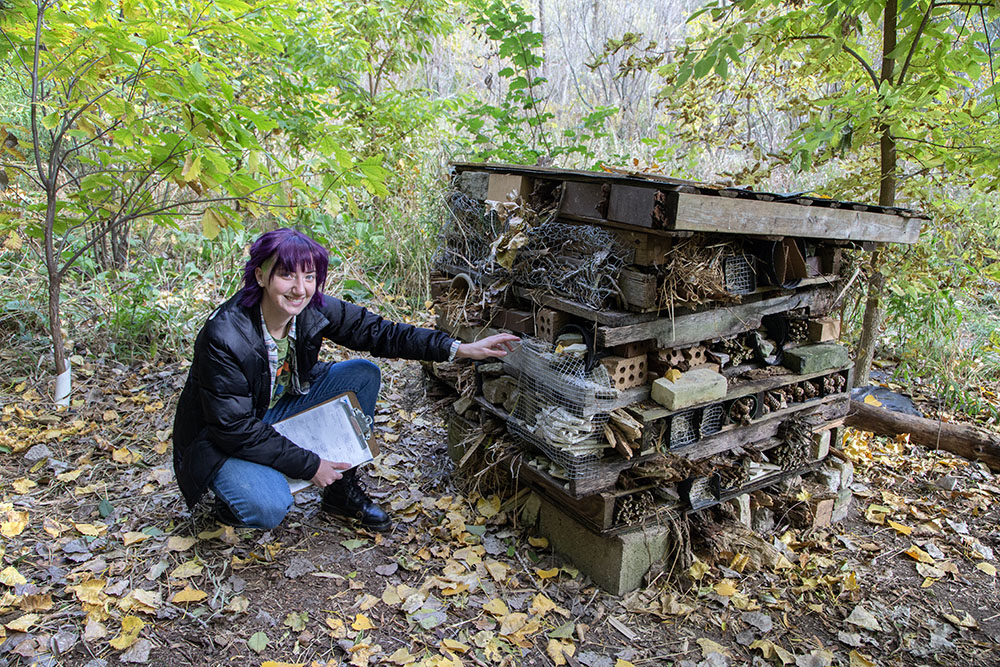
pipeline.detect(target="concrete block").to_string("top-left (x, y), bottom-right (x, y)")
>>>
top-left (728, 494), bottom-right (752, 527)
top-left (830, 458), bottom-right (854, 489)
top-left (533, 494), bottom-right (676, 595)
top-left (831, 487), bottom-right (852, 523)
top-left (454, 171), bottom-right (488, 199)
top-left (808, 317), bottom-right (841, 342)
top-left (650, 368), bottom-right (727, 411)
top-left (814, 466), bottom-right (841, 494)
top-left (783, 344), bottom-right (849, 375)
top-left (811, 429), bottom-right (831, 460)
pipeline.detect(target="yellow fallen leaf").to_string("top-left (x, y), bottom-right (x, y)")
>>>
top-left (386, 647), bottom-right (416, 665)
top-left (68, 579), bottom-right (107, 605)
top-left (171, 587), bottom-right (208, 604)
top-left (119, 589), bottom-right (161, 614)
top-left (351, 613), bottom-right (375, 631)
top-left (74, 522), bottom-right (107, 537)
top-left (849, 650), bottom-right (876, 667)
top-left (976, 562), bottom-right (997, 577)
top-left (485, 560), bottom-right (508, 582)
top-left (1, 510), bottom-right (29, 537)
top-left (528, 536), bottom-right (549, 548)
top-left (11, 478), bottom-right (37, 494)
top-left (904, 545), bottom-right (935, 564)
top-left (477, 495), bottom-right (501, 518)
top-left (170, 561), bottom-right (204, 578)
top-left (888, 520), bottom-right (912, 535)
top-left (713, 580), bottom-right (737, 597)
top-left (108, 615), bottom-right (144, 650)
top-left (56, 469), bottom-right (84, 482)
top-left (5, 613), bottom-right (39, 632)
top-left (122, 532), bottom-right (150, 546)
top-left (863, 394), bottom-right (882, 407)
top-left (19, 594), bottom-right (53, 612)
top-left (483, 598), bottom-right (509, 617)
top-left (530, 593), bottom-right (557, 616)
top-left (103, 410), bottom-right (119, 422)
top-left (441, 638), bottom-right (470, 653)
top-left (325, 616), bottom-right (346, 639)
top-left (261, 662), bottom-right (306, 667)
top-left (665, 369), bottom-right (682, 382)
top-left (688, 559), bottom-right (710, 580)
top-left (697, 638), bottom-right (730, 658)
top-left (167, 536), bottom-right (198, 552)
top-left (535, 567), bottom-right (559, 580)
top-left (0, 566), bottom-right (27, 587)
top-left (921, 577), bottom-right (936, 588)
top-left (546, 638), bottom-right (575, 665)
top-left (112, 446), bottom-right (139, 464)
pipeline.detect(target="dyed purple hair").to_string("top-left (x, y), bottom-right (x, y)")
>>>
top-left (237, 228), bottom-right (329, 309)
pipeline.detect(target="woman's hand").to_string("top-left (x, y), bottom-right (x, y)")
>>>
top-left (456, 333), bottom-right (521, 360)
top-left (311, 459), bottom-right (351, 487)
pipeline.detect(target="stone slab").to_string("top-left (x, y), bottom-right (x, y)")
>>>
top-left (783, 344), bottom-right (850, 375)
top-left (650, 368), bottom-right (727, 411)
top-left (529, 493), bottom-right (676, 595)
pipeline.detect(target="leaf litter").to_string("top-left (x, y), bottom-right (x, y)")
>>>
top-left (0, 358), bottom-right (998, 665)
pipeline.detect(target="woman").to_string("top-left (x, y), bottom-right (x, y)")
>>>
top-left (172, 228), bottom-right (517, 531)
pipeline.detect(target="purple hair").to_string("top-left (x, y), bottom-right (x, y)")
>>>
top-left (237, 228), bottom-right (329, 309)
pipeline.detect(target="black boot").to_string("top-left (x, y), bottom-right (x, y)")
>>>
top-left (321, 468), bottom-right (390, 532)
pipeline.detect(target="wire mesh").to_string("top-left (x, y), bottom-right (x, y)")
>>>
top-left (510, 221), bottom-right (633, 309)
top-left (700, 403), bottom-right (725, 438)
top-left (436, 191), bottom-right (507, 277)
top-left (668, 409), bottom-right (698, 449)
top-left (501, 337), bottom-right (618, 479)
top-left (723, 254), bottom-right (756, 295)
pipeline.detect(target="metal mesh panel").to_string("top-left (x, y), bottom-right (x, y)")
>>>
top-left (700, 403), bottom-right (725, 438)
top-left (436, 191), bottom-right (503, 275)
top-left (502, 337), bottom-right (617, 479)
top-left (723, 254), bottom-right (756, 295)
top-left (668, 409), bottom-right (698, 449)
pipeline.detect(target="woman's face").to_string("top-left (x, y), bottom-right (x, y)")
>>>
top-left (256, 260), bottom-right (317, 322)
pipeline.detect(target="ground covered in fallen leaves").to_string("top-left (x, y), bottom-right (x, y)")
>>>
top-left (1, 354), bottom-right (998, 667)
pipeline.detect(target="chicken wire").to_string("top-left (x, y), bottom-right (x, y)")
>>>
top-left (509, 221), bottom-right (633, 310)
top-left (501, 337), bottom-right (618, 479)
top-left (436, 191), bottom-right (503, 276)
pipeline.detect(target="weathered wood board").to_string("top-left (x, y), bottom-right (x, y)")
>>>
top-left (597, 286), bottom-right (838, 348)
top-left (663, 191), bottom-right (921, 243)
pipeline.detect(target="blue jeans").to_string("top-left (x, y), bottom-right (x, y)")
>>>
top-left (209, 359), bottom-right (381, 530)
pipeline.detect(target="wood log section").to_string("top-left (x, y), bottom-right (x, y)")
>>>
top-left (845, 400), bottom-right (1000, 472)
top-left (662, 191), bottom-right (921, 243)
top-left (619, 268), bottom-right (658, 311)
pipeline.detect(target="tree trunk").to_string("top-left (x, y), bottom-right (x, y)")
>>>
top-left (44, 191), bottom-right (71, 405)
top-left (853, 0), bottom-right (897, 387)
top-left (846, 400), bottom-right (1000, 472)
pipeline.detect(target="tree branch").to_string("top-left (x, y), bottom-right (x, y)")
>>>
top-left (896, 0), bottom-right (936, 86)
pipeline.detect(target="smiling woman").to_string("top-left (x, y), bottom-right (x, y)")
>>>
top-left (171, 228), bottom-right (519, 533)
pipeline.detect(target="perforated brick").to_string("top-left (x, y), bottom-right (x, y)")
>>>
top-left (535, 308), bottom-right (570, 343)
top-left (600, 354), bottom-right (648, 390)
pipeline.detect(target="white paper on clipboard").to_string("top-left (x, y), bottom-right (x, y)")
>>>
top-left (272, 392), bottom-right (378, 493)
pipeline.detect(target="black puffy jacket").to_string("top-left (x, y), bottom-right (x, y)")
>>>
top-left (172, 293), bottom-right (455, 508)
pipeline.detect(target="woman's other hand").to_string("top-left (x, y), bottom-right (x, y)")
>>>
top-left (456, 333), bottom-right (520, 360)
top-left (311, 460), bottom-right (351, 487)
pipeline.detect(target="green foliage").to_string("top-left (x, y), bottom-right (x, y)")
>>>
top-left (458, 0), bottom-right (613, 166)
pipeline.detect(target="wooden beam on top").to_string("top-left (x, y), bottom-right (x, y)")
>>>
top-left (663, 191), bottom-right (922, 244)
top-left (597, 285), bottom-right (838, 348)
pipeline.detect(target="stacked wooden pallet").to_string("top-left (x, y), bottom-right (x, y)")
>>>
top-left (429, 162), bottom-right (923, 536)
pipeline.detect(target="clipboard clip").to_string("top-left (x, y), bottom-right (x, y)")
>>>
top-left (351, 407), bottom-right (373, 440)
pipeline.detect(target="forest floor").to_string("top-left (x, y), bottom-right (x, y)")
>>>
top-left (0, 351), bottom-right (999, 667)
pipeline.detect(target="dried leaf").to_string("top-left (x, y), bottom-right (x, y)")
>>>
top-left (170, 560), bottom-right (204, 578)
top-left (351, 613), bottom-right (375, 631)
top-left (976, 562), bottom-right (997, 577)
top-left (696, 637), bottom-right (730, 658)
top-left (483, 598), bottom-right (509, 617)
top-left (386, 647), bottom-right (416, 665)
top-left (171, 587), bottom-right (208, 604)
top-left (887, 520), bottom-right (912, 535)
top-left (714, 580), bottom-right (737, 597)
top-left (849, 650), bottom-right (876, 667)
top-left (534, 567), bottom-right (559, 580)
top-left (167, 536), bottom-right (197, 552)
top-left (122, 532), bottom-right (150, 546)
top-left (904, 546), bottom-right (935, 564)
top-left (109, 615), bottom-right (145, 650)
top-left (528, 536), bottom-right (549, 548)
top-left (248, 631), bottom-right (268, 653)
top-left (0, 566), bottom-right (27, 587)
top-left (4, 613), bottom-right (39, 632)
top-left (845, 606), bottom-right (882, 632)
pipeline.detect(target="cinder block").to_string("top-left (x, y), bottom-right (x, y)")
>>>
top-left (728, 494), bottom-right (751, 527)
top-left (600, 354), bottom-right (648, 390)
top-left (783, 343), bottom-right (850, 374)
top-left (808, 317), bottom-right (841, 342)
top-left (495, 308), bottom-right (535, 336)
top-left (535, 308), bottom-right (570, 343)
top-left (532, 493), bottom-right (676, 595)
top-left (453, 171), bottom-right (488, 199)
top-left (650, 368), bottom-right (727, 411)
top-left (830, 458), bottom-right (854, 489)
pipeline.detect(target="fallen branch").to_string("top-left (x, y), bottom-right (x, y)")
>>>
top-left (845, 399), bottom-right (1000, 472)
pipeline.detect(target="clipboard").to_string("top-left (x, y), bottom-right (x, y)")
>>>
top-left (271, 392), bottom-right (380, 493)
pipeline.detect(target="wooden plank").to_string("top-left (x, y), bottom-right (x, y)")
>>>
top-left (514, 287), bottom-right (660, 327)
top-left (518, 462), bottom-right (617, 530)
top-left (597, 285), bottom-right (838, 348)
top-left (668, 395), bottom-right (850, 461)
top-left (487, 173), bottom-right (532, 202)
top-left (608, 185), bottom-right (657, 228)
top-left (664, 191), bottom-right (921, 244)
top-left (560, 181), bottom-right (608, 219)
top-left (619, 268), bottom-right (658, 311)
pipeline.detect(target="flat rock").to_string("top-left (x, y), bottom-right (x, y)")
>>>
top-left (24, 444), bottom-right (52, 462)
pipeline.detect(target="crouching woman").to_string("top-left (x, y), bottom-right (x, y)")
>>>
top-left (172, 228), bottom-right (517, 531)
